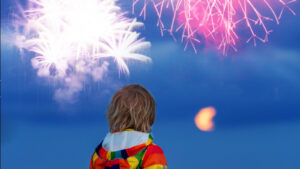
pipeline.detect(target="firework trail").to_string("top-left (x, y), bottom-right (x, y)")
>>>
top-left (13, 0), bottom-right (151, 102)
top-left (133, 0), bottom-right (296, 54)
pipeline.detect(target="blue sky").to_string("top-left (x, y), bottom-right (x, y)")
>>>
top-left (2, 0), bottom-right (300, 169)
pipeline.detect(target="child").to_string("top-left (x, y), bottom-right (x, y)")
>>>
top-left (90, 84), bottom-right (167, 169)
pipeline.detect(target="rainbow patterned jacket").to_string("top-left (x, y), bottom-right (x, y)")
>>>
top-left (89, 130), bottom-right (167, 169)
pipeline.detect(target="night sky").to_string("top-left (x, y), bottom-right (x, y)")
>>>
top-left (2, 0), bottom-right (300, 169)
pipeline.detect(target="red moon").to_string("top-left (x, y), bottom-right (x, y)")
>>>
top-left (195, 107), bottom-right (216, 131)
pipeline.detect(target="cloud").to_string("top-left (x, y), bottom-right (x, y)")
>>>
top-left (54, 61), bottom-right (109, 103)
top-left (1, 27), bottom-right (21, 49)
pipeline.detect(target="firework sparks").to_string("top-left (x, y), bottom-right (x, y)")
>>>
top-left (13, 0), bottom-right (151, 102)
top-left (133, 0), bottom-right (296, 54)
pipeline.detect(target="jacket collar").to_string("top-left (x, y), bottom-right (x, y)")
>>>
top-left (95, 131), bottom-right (153, 161)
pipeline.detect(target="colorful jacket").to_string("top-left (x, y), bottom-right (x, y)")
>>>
top-left (89, 130), bottom-right (167, 169)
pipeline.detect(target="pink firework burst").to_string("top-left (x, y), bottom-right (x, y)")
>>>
top-left (133, 0), bottom-right (296, 54)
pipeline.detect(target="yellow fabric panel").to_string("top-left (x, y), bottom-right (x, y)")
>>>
top-left (106, 151), bottom-right (111, 160)
top-left (92, 153), bottom-right (98, 166)
top-left (126, 156), bottom-right (139, 169)
top-left (124, 129), bottom-right (135, 131)
top-left (145, 139), bottom-right (152, 146)
top-left (143, 164), bottom-right (166, 169)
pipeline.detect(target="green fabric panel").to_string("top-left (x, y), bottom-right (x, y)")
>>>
top-left (135, 147), bottom-right (148, 168)
top-left (111, 152), bottom-right (116, 160)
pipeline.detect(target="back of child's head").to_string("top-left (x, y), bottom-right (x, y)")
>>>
top-left (107, 84), bottom-right (155, 133)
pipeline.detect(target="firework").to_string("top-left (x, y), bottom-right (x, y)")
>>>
top-left (13, 0), bottom-right (151, 102)
top-left (133, 0), bottom-right (296, 54)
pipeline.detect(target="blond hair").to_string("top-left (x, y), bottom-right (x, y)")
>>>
top-left (107, 84), bottom-right (155, 133)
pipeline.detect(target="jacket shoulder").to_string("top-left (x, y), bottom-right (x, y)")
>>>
top-left (142, 143), bottom-right (167, 168)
